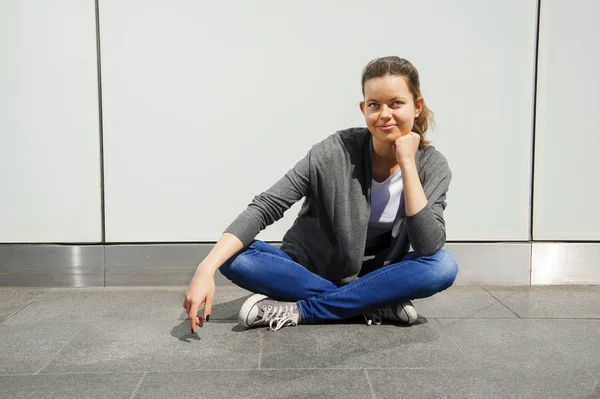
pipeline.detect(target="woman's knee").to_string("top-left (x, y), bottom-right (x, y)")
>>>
top-left (218, 245), bottom-right (256, 278)
top-left (429, 249), bottom-right (458, 290)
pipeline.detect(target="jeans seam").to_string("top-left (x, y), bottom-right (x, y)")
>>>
top-left (245, 248), bottom-right (335, 287)
top-left (250, 241), bottom-right (292, 259)
top-left (309, 258), bottom-right (425, 304)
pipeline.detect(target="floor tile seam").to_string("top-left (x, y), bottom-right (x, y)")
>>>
top-left (436, 317), bottom-right (600, 320)
top-left (19, 366), bottom-right (483, 376)
top-left (7, 365), bottom-right (593, 377)
top-left (451, 300), bottom-right (509, 320)
top-left (258, 329), bottom-right (264, 369)
top-left (416, 295), bottom-right (500, 321)
top-left (33, 325), bottom-right (86, 375)
top-left (363, 369), bottom-right (377, 399)
top-left (0, 293), bottom-right (44, 325)
top-left (266, 367), bottom-right (477, 373)
top-left (519, 317), bottom-right (600, 320)
top-left (0, 371), bottom-right (147, 377)
top-left (129, 371), bottom-right (147, 399)
top-left (479, 286), bottom-right (526, 295)
top-left (45, 287), bottom-right (188, 292)
top-left (363, 366), bottom-right (588, 370)
top-left (432, 316), bottom-right (517, 319)
top-left (449, 341), bottom-right (478, 369)
top-left (481, 287), bottom-right (522, 318)
top-left (429, 320), bottom-right (479, 369)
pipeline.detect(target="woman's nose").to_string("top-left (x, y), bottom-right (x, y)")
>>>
top-left (380, 104), bottom-right (391, 118)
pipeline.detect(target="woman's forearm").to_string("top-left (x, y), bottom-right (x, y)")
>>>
top-left (195, 232), bottom-right (244, 278)
top-left (400, 159), bottom-right (427, 216)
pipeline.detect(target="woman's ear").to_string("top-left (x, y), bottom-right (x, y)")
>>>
top-left (359, 101), bottom-right (365, 115)
top-left (415, 97), bottom-right (424, 116)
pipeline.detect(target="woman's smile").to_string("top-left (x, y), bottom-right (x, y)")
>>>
top-left (377, 124), bottom-right (397, 131)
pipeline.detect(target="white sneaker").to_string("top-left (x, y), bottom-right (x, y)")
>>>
top-left (362, 300), bottom-right (418, 326)
top-left (238, 294), bottom-right (301, 331)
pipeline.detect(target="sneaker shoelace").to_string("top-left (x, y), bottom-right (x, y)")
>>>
top-left (362, 306), bottom-right (396, 326)
top-left (261, 304), bottom-right (298, 331)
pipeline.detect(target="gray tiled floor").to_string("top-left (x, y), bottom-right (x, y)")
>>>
top-left (0, 288), bottom-right (47, 322)
top-left (1, 286), bottom-right (600, 398)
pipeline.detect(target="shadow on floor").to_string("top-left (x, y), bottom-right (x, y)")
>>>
top-left (173, 295), bottom-right (430, 340)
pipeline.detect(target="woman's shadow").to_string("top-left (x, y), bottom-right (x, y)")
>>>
top-left (171, 295), bottom-right (252, 342)
top-left (171, 294), bottom-right (429, 342)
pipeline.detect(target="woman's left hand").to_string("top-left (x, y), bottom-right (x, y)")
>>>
top-left (392, 132), bottom-right (420, 166)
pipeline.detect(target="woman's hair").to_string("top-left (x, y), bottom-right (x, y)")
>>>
top-left (361, 56), bottom-right (434, 147)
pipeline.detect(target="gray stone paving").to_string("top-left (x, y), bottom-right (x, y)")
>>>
top-left (1, 285), bottom-right (600, 398)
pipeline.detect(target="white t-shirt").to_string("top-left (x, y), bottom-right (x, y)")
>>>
top-left (366, 167), bottom-right (404, 245)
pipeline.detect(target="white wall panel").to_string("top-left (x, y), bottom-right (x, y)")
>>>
top-left (0, 1), bottom-right (102, 242)
top-left (533, 0), bottom-right (600, 240)
top-left (100, 0), bottom-right (537, 242)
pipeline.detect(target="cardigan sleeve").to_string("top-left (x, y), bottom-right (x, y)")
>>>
top-left (404, 148), bottom-right (452, 256)
top-left (223, 150), bottom-right (311, 247)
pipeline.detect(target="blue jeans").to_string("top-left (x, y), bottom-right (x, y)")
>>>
top-left (219, 240), bottom-right (458, 324)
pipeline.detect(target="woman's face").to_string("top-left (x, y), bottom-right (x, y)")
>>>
top-left (360, 74), bottom-right (423, 145)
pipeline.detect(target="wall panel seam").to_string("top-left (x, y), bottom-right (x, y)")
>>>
top-left (95, 0), bottom-right (106, 243)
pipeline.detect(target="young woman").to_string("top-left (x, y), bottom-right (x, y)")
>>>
top-left (183, 56), bottom-right (458, 333)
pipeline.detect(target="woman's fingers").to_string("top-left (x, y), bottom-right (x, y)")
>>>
top-left (184, 277), bottom-right (216, 334)
top-left (203, 292), bottom-right (214, 322)
top-left (189, 301), bottom-right (201, 333)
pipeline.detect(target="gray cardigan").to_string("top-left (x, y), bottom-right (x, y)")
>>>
top-left (224, 127), bottom-right (452, 286)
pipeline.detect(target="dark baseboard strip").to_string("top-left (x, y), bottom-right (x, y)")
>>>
top-left (0, 242), bottom-right (599, 287)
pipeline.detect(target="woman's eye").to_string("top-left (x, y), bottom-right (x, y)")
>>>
top-left (368, 103), bottom-right (379, 108)
top-left (393, 101), bottom-right (403, 106)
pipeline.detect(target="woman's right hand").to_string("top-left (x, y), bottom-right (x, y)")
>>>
top-left (182, 233), bottom-right (244, 333)
top-left (183, 271), bottom-right (215, 333)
